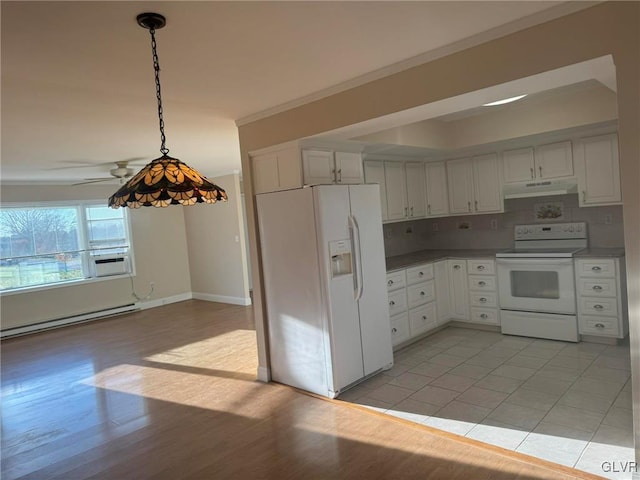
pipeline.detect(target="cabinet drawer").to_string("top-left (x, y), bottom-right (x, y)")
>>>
top-left (406, 263), bottom-right (434, 284)
top-left (467, 259), bottom-right (495, 275)
top-left (468, 275), bottom-right (497, 292)
top-left (386, 270), bottom-right (406, 291)
top-left (576, 259), bottom-right (616, 278)
top-left (579, 315), bottom-right (620, 337)
top-left (409, 303), bottom-right (438, 337)
top-left (390, 313), bottom-right (410, 347)
top-left (470, 307), bottom-right (500, 325)
top-left (469, 292), bottom-right (497, 307)
top-left (579, 297), bottom-right (618, 317)
top-left (407, 280), bottom-right (436, 309)
top-left (388, 290), bottom-right (407, 316)
top-left (578, 277), bottom-right (617, 298)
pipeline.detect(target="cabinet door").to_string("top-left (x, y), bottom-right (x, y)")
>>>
top-left (364, 161), bottom-right (388, 221)
top-left (302, 150), bottom-right (334, 185)
top-left (503, 147), bottom-right (535, 183)
top-left (278, 148), bottom-right (303, 191)
top-left (425, 162), bottom-right (449, 216)
top-left (447, 260), bottom-right (469, 320)
top-left (535, 141), bottom-right (573, 179)
top-left (434, 260), bottom-right (450, 323)
top-left (472, 154), bottom-right (503, 213)
top-left (447, 158), bottom-right (474, 214)
top-left (384, 162), bottom-right (407, 220)
top-left (575, 133), bottom-right (621, 206)
top-left (405, 162), bottom-right (427, 218)
top-left (335, 152), bottom-right (363, 184)
top-left (252, 152), bottom-right (280, 194)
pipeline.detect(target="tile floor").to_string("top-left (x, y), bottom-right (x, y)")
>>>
top-left (338, 327), bottom-right (634, 479)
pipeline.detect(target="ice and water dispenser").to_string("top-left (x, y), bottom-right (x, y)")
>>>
top-left (329, 240), bottom-right (353, 277)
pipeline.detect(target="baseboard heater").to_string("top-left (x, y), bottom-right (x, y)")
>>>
top-left (0, 304), bottom-right (139, 339)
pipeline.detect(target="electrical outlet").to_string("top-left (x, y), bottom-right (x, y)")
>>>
top-left (605, 214), bottom-right (613, 225)
top-left (490, 219), bottom-right (498, 230)
top-left (432, 222), bottom-right (439, 232)
top-left (405, 225), bottom-right (413, 234)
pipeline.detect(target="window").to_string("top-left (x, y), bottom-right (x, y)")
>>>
top-left (0, 203), bottom-right (132, 292)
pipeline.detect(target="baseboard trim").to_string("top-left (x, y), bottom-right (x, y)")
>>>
top-left (192, 292), bottom-right (252, 306)
top-left (138, 292), bottom-right (193, 310)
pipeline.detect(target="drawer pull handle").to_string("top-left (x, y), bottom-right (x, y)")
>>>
top-left (530, 167), bottom-right (534, 179)
top-left (592, 266), bottom-right (602, 272)
top-left (389, 300), bottom-right (395, 306)
top-left (422, 315), bottom-right (428, 321)
top-left (478, 281), bottom-right (486, 287)
top-left (593, 304), bottom-right (604, 310)
top-left (454, 265), bottom-right (461, 270)
top-left (388, 280), bottom-right (394, 286)
top-left (480, 313), bottom-right (488, 319)
top-left (477, 265), bottom-right (485, 271)
top-left (592, 285), bottom-right (603, 291)
top-left (420, 291), bottom-right (425, 296)
top-left (419, 272), bottom-right (424, 277)
top-left (479, 297), bottom-right (487, 303)
top-left (595, 323), bottom-right (605, 329)
top-left (392, 327), bottom-right (397, 333)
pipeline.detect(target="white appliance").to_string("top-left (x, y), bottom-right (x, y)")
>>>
top-left (496, 222), bottom-right (587, 342)
top-left (256, 184), bottom-right (393, 398)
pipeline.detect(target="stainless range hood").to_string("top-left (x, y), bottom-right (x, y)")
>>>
top-left (503, 178), bottom-right (578, 199)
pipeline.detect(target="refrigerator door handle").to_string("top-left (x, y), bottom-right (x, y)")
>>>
top-left (348, 215), bottom-right (364, 301)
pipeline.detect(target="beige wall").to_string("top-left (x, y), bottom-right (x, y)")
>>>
top-left (238, 1), bottom-right (640, 457)
top-left (0, 184), bottom-right (193, 329)
top-left (183, 173), bottom-right (250, 304)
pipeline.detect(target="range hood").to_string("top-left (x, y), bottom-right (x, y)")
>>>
top-left (503, 178), bottom-right (578, 199)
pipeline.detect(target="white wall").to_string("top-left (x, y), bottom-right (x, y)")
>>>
top-left (183, 173), bottom-right (251, 305)
top-left (0, 184), bottom-right (193, 330)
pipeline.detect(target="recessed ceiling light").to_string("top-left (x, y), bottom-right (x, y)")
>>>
top-left (483, 94), bottom-right (528, 106)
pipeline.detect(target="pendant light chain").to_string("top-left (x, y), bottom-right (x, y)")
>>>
top-left (149, 27), bottom-right (169, 156)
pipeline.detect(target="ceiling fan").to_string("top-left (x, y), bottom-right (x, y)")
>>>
top-left (72, 160), bottom-right (139, 186)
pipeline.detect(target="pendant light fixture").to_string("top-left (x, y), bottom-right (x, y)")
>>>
top-left (109, 13), bottom-right (227, 209)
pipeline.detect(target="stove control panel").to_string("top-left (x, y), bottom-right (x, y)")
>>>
top-left (514, 222), bottom-right (587, 240)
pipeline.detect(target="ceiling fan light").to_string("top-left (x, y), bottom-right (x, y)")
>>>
top-left (109, 12), bottom-right (227, 209)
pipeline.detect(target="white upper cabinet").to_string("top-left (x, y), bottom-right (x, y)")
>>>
top-left (574, 133), bottom-right (621, 206)
top-left (448, 155), bottom-right (502, 214)
top-left (363, 160), bottom-right (388, 220)
top-left (252, 145), bottom-right (302, 194)
top-left (405, 162), bottom-right (427, 218)
top-left (425, 162), bottom-right (449, 216)
top-left (335, 152), bottom-right (364, 184)
top-left (385, 162), bottom-right (407, 221)
top-left (303, 150), bottom-right (363, 185)
top-left (447, 158), bottom-right (475, 214)
top-left (502, 147), bottom-right (535, 183)
top-left (534, 141), bottom-right (573, 179)
top-left (472, 153), bottom-right (502, 213)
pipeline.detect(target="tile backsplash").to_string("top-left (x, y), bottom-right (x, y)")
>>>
top-left (383, 194), bottom-right (624, 257)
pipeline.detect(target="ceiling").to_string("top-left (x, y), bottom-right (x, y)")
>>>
top-left (2, 1), bottom-right (598, 185)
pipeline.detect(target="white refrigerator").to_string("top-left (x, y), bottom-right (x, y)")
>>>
top-left (256, 184), bottom-right (393, 398)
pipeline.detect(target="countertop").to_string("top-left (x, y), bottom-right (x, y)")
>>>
top-left (386, 249), bottom-right (507, 272)
top-left (386, 247), bottom-right (626, 271)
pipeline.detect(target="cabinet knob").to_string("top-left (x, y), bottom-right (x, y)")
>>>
top-left (480, 313), bottom-right (489, 319)
top-left (593, 304), bottom-right (604, 310)
top-left (419, 271), bottom-right (424, 277)
top-left (422, 315), bottom-right (428, 321)
top-left (388, 280), bottom-right (394, 286)
top-left (389, 300), bottom-right (395, 306)
top-left (392, 327), bottom-right (398, 333)
top-left (592, 266), bottom-right (602, 272)
top-left (454, 265), bottom-right (461, 270)
top-left (420, 291), bottom-right (425, 296)
top-left (592, 285), bottom-right (603, 291)
top-left (595, 323), bottom-right (605, 329)
top-left (479, 297), bottom-right (487, 303)
top-left (478, 281), bottom-right (486, 286)
top-left (477, 265), bottom-right (485, 271)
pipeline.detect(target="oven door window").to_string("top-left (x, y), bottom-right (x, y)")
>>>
top-left (510, 270), bottom-right (559, 299)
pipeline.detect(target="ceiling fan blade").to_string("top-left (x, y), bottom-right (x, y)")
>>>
top-left (50, 157), bottom-right (148, 170)
top-left (71, 178), bottom-right (115, 186)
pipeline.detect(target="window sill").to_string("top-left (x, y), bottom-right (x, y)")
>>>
top-left (0, 273), bottom-right (134, 297)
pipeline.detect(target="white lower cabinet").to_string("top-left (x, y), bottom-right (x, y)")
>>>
top-left (409, 303), bottom-right (437, 337)
top-left (466, 259), bottom-right (499, 325)
top-left (575, 257), bottom-right (628, 339)
top-left (434, 260), bottom-right (451, 322)
top-left (447, 260), bottom-right (469, 320)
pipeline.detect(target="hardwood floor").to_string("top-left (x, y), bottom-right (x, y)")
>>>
top-left (1, 300), bottom-right (603, 479)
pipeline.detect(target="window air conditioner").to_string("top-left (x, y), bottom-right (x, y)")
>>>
top-left (92, 254), bottom-right (130, 277)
